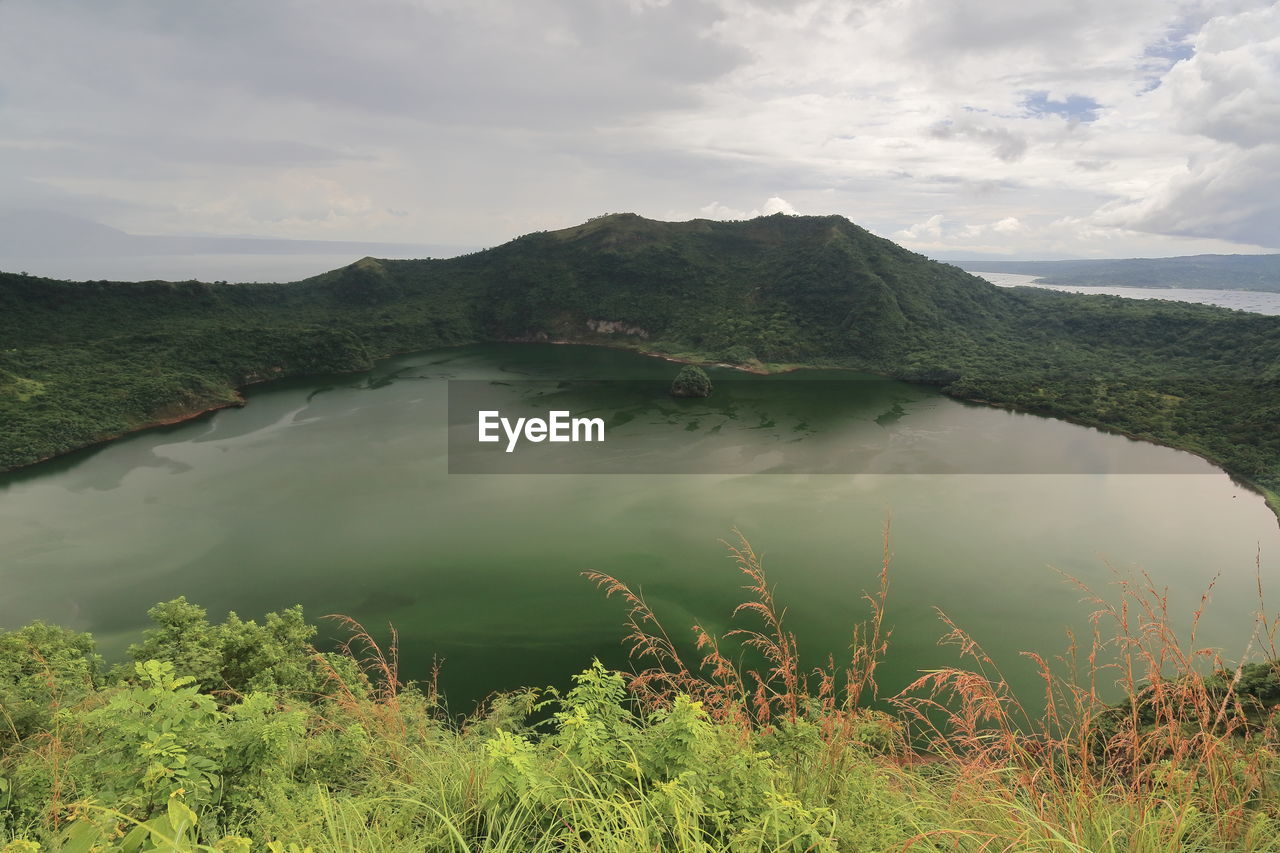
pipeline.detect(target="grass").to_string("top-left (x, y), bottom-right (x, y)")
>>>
top-left (3, 528), bottom-right (1280, 851)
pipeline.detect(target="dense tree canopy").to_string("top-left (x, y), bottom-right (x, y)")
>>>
top-left (2, 213), bottom-right (1278, 516)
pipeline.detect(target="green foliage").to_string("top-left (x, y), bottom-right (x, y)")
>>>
top-left (5, 597), bottom-right (1280, 849)
top-left (0, 596), bottom-right (912, 851)
top-left (640, 694), bottom-right (713, 781)
top-left (476, 670), bottom-right (857, 850)
top-left (0, 603), bottom-right (385, 844)
top-left (52, 796), bottom-right (205, 852)
top-left (720, 344), bottom-right (757, 365)
top-left (0, 623), bottom-right (101, 750)
top-left (2, 214), bottom-right (1279, 516)
top-left (550, 659), bottom-right (635, 769)
top-left (669, 365), bottom-right (713, 398)
top-left (126, 598), bottom-right (327, 698)
top-left (72, 660), bottom-right (227, 811)
top-left (481, 729), bottom-right (545, 806)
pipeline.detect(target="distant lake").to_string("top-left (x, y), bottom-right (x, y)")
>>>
top-left (1, 344), bottom-right (1276, 710)
top-left (972, 271), bottom-right (1280, 315)
top-left (0, 252), bottom-right (454, 284)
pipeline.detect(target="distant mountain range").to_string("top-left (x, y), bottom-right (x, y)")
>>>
top-left (0, 209), bottom-right (468, 260)
top-left (963, 254), bottom-right (1280, 292)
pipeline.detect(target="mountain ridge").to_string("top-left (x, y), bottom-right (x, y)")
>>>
top-left (2, 212), bottom-right (1278, 517)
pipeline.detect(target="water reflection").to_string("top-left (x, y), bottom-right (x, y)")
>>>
top-left (0, 343), bottom-right (1274, 713)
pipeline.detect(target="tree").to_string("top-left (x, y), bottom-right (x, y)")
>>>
top-left (670, 365), bottom-right (712, 398)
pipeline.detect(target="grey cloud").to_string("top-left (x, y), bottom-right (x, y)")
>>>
top-left (1107, 3), bottom-right (1280, 248)
top-left (916, 174), bottom-right (1025, 193)
top-left (3, 131), bottom-right (363, 177)
top-left (0, 0), bottom-right (1274, 261)
top-left (1161, 13), bottom-right (1280, 148)
top-left (901, 0), bottom-right (1176, 64)
top-left (121, 136), bottom-right (368, 169)
top-left (928, 119), bottom-right (1028, 162)
top-left (5, 0), bottom-right (745, 126)
top-left (1110, 143), bottom-right (1280, 249)
top-left (0, 0), bottom-right (750, 243)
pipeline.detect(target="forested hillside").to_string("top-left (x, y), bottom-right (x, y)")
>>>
top-left (3, 213), bottom-right (1278, 513)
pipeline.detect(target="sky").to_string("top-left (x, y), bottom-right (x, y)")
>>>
top-left (1, 0), bottom-right (1277, 273)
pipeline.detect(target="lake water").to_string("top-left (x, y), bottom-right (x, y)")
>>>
top-left (971, 272), bottom-right (1280, 315)
top-left (2, 343), bottom-right (1276, 710)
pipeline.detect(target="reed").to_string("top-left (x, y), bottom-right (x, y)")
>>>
top-left (4, 530), bottom-right (1279, 851)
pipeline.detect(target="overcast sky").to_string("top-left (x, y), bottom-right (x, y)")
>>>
top-left (1, 0), bottom-right (1277, 265)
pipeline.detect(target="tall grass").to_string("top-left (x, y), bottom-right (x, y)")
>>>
top-left (4, 530), bottom-right (1280, 851)
top-left (585, 525), bottom-right (893, 728)
top-left (883, 558), bottom-right (1280, 850)
top-left (584, 527), bottom-right (1280, 851)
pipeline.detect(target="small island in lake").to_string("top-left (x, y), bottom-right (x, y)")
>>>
top-left (670, 364), bottom-right (713, 398)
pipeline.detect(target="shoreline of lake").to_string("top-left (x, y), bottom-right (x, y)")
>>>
top-left (5, 336), bottom-right (1278, 525)
top-left (969, 271), bottom-right (1280, 316)
top-left (4, 341), bottom-right (1276, 715)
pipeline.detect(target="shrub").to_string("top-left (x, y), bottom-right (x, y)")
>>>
top-left (669, 365), bottom-right (712, 398)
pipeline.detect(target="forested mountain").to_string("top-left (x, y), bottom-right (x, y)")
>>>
top-left (3, 212), bottom-right (1278, 513)
top-left (966, 253), bottom-right (1280, 292)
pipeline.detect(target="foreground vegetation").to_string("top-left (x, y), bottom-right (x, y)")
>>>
top-left (3, 213), bottom-right (1279, 516)
top-left (4, 533), bottom-right (1280, 851)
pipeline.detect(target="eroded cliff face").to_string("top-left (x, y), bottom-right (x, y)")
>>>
top-left (586, 319), bottom-right (649, 339)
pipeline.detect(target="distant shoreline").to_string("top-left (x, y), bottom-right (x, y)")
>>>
top-left (5, 336), bottom-right (1277, 526)
top-left (968, 272), bottom-right (1280, 316)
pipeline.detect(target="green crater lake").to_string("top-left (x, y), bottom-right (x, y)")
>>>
top-left (2, 343), bottom-right (1277, 709)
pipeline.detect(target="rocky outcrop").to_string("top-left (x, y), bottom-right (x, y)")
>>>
top-left (587, 319), bottom-right (649, 339)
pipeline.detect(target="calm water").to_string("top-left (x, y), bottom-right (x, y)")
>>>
top-left (972, 271), bottom-right (1280, 315)
top-left (1, 343), bottom-right (1276, 709)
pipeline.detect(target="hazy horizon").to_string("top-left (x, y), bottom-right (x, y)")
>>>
top-left (2, 208), bottom-right (1276, 285)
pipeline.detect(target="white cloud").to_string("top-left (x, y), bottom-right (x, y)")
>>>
top-left (669, 196), bottom-right (800, 221)
top-left (895, 214), bottom-right (947, 242)
top-left (641, 0), bottom-right (1279, 253)
top-left (1096, 3), bottom-right (1280, 247)
top-left (1159, 4), bottom-right (1280, 148)
top-left (760, 196), bottom-right (798, 215)
top-left (892, 214), bottom-right (1033, 254)
top-left (1097, 144), bottom-right (1280, 247)
top-left (890, 209), bottom-right (1269, 258)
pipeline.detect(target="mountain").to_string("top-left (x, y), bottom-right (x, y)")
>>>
top-left (2, 212), bottom-right (1278, 515)
top-left (390, 212), bottom-right (1017, 370)
top-left (965, 254), bottom-right (1280, 292)
top-left (0, 209), bottom-right (468, 260)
